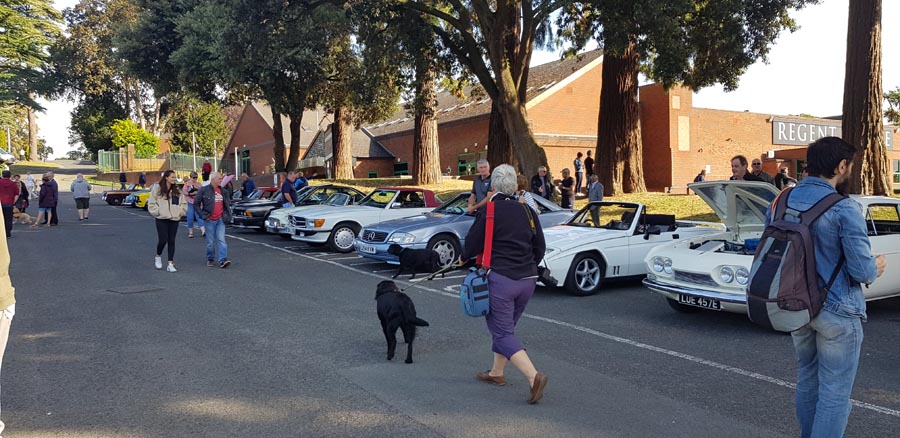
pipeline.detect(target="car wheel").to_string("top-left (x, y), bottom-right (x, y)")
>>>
top-left (427, 234), bottom-right (461, 268)
top-left (328, 222), bottom-right (360, 253)
top-left (110, 197), bottom-right (122, 206)
top-left (564, 253), bottom-right (604, 296)
top-left (666, 298), bottom-right (703, 313)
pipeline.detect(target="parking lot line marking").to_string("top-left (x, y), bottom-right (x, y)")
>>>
top-left (350, 261), bottom-right (383, 266)
top-left (226, 233), bottom-right (900, 419)
top-left (328, 256), bottom-right (362, 261)
top-left (372, 269), bottom-right (396, 273)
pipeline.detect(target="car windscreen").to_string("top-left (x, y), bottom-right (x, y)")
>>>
top-left (567, 203), bottom-right (639, 230)
top-left (433, 194), bottom-right (469, 215)
top-left (295, 185), bottom-right (317, 201)
top-left (359, 190), bottom-right (398, 208)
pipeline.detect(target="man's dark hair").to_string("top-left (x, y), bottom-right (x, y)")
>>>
top-left (805, 136), bottom-right (855, 179)
top-left (731, 155), bottom-right (748, 166)
top-left (1, 171), bottom-right (10, 178)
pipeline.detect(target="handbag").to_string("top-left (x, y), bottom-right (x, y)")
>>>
top-left (460, 202), bottom-right (495, 317)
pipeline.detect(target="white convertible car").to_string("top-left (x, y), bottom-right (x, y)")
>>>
top-left (285, 188), bottom-right (442, 252)
top-left (541, 201), bottom-right (723, 296)
top-left (643, 180), bottom-right (900, 314)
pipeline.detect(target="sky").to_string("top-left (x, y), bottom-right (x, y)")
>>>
top-left (38, 0), bottom-right (900, 159)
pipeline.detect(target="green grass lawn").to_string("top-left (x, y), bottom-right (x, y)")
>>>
top-left (325, 177), bottom-right (720, 222)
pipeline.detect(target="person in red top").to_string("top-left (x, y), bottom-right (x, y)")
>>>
top-left (0, 171), bottom-right (20, 238)
top-left (201, 160), bottom-right (213, 182)
top-left (195, 173), bottom-right (232, 268)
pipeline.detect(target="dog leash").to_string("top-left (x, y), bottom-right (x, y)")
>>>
top-left (399, 262), bottom-right (460, 292)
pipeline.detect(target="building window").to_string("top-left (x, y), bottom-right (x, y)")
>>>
top-left (894, 160), bottom-right (900, 184)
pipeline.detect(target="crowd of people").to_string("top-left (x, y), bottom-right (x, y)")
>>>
top-left (692, 154), bottom-right (801, 190)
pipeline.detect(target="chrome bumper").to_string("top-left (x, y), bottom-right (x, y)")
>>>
top-left (642, 278), bottom-right (747, 304)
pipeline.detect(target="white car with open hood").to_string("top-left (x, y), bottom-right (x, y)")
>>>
top-left (642, 180), bottom-right (900, 315)
top-left (540, 201), bottom-right (723, 296)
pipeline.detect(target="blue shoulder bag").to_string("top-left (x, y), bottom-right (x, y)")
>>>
top-left (460, 202), bottom-right (495, 317)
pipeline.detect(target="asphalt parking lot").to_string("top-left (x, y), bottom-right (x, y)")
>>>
top-left (5, 198), bottom-right (900, 437)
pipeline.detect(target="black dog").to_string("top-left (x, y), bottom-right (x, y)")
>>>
top-left (388, 244), bottom-right (444, 280)
top-left (375, 280), bottom-right (429, 363)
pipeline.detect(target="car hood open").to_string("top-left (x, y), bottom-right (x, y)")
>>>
top-left (688, 181), bottom-right (779, 232)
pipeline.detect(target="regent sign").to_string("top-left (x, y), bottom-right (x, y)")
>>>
top-left (772, 118), bottom-right (894, 148)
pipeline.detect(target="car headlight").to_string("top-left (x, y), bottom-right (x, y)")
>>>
top-left (719, 266), bottom-right (735, 283)
top-left (313, 219), bottom-right (325, 228)
top-left (652, 256), bottom-right (672, 274)
top-left (267, 218), bottom-right (280, 227)
top-left (652, 257), bottom-right (664, 272)
top-left (735, 267), bottom-right (750, 285)
top-left (388, 232), bottom-right (416, 244)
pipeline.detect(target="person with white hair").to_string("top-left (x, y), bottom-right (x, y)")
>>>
top-left (70, 173), bottom-right (92, 221)
top-left (460, 164), bottom-right (549, 404)
top-left (195, 172), bottom-right (232, 268)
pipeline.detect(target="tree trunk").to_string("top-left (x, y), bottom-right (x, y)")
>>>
top-left (492, 72), bottom-right (546, 178)
top-left (27, 97), bottom-right (38, 161)
top-left (843, 0), bottom-right (889, 195)
top-left (152, 98), bottom-right (162, 136)
top-left (271, 108), bottom-right (286, 172)
top-left (596, 43), bottom-right (646, 196)
top-left (412, 58), bottom-right (442, 185)
top-left (285, 112), bottom-right (302, 172)
top-left (332, 106), bottom-right (354, 179)
top-left (486, 102), bottom-right (518, 173)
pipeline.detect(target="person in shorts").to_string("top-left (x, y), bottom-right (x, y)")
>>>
top-left (70, 173), bottom-right (92, 220)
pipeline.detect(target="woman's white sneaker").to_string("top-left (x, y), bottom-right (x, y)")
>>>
top-left (154, 256), bottom-right (163, 270)
top-left (166, 263), bottom-right (177, 273)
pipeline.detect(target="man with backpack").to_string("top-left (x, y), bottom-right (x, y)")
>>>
top-left (756, 137), bottom-right (885, 438)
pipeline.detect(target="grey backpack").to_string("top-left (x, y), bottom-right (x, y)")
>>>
top-left (746, 188), bottom-right (846, 332)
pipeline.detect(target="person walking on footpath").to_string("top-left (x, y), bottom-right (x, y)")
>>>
top-left (195, 172), bottom-right (232, 268)
top-left (25, 171), bottom-right (36, 200)
top-left (118, 172), bottom-right (127, 189)
top-left (70, 173), bottom-right (92, 221)
top-left (0, 203), bottom-right (18, 437)
top-left (181, 171), bottom-right (205, 238)
top-left (460, 164), bottom-right (549, 404)
top-left (47, 172), bottom-right (59, 226)
top-left (138, 172), bottom-right (147, 189)
top-left (148, 170), bottom-right (188, 272)
top-left (768, 137), bottom-right (886, 438)
top-left (587, 174), bottom-right (604, 226)
top-left (32, 175), bottom-right (54, 228)
top-left (0, 172), bottom-right (19, 238)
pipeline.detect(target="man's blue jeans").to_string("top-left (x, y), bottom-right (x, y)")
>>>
top-left (186, 203), bottom-right (204, 230)
top-left (792, 309), bottom-right (864, 438)
top-left (204, 218), bottom-right (228, 262)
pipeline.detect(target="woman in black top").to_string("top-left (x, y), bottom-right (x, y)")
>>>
top-left (461, 164), bottom-right (549, 404)
top-left (559, 168), bottom-right (575, 209)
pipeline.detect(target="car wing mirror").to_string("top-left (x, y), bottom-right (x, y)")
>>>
top-left (391, 202), bottom-right (402, 209)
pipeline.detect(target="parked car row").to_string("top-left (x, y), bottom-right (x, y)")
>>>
top-left (110, 179), bottom-right (900, 327)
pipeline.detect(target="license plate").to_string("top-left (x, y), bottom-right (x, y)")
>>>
top-left (359, 244), bottom-right (376, 254)
top-left (678, 294), bottom-right (722, 310)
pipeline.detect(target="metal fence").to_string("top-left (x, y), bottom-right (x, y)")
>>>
top-left (97, 150), bottom-right (218, 173)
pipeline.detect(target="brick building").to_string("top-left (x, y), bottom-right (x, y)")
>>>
top-left (222, 51), bottom-right (900, 191)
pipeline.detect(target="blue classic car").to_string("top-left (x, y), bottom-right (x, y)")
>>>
top-left (354, 192), bottom-right (574, 267)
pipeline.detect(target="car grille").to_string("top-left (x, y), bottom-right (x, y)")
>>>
top-left (673, 270), bottom-right (718, 287)
top-left (358, 229), bottom-right (388, 243)
top-left (289, 216), bottom-right (306, 227)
